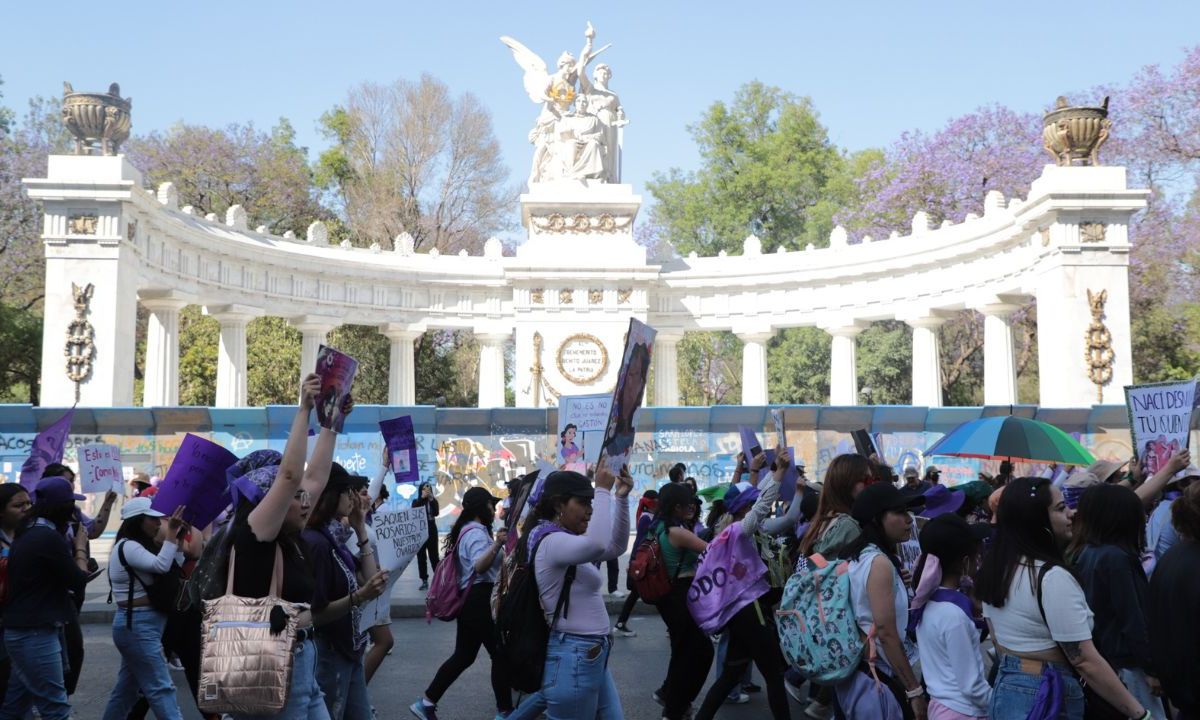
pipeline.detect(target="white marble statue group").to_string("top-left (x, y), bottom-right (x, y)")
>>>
top-left (502, 22), bottom-right (627, 185)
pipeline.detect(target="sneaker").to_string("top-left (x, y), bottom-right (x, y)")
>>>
top-left (610, 589), bottom-right (628, 598)
top-left (742, 682), bottom-right (761, 693)
top-left (418, 581), bottom-right (429, 591)
top-left (725, 691), bottom-right (750, 704)
top-left (805, 701), bottom-right (832, 720)
top-left (613, 623), bottom-right (637, 638)
top-left (409, 700), bottom-right (437, 720)
top-left (784, 675), bottom-right (805, 704)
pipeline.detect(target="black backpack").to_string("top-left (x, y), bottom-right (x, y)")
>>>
top-left (176, 524), bottom-right (233, 613)
top-left (494, 538), bottom-right (576, 693)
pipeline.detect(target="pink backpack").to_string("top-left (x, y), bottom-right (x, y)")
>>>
top-left (425, 527), bottom-right (485, 622)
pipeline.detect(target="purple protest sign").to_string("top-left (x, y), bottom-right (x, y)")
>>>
top-left (379, 416), bottom-right (418, 484)
top-left (600, 319), bottom-right (656, 473)
top-left (686, 522), bottom-right (769, 634)
top-left (19, 408), bottom-right (74, 490)
top-left (315, 345), bottom-right (358, 433)
top-left (778, 447), bottom-right (800, 504)
top-left (152, 434), bottom-right (238, 529)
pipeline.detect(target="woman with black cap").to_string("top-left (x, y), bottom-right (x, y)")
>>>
top-left (507, 464), bottom-right (632, 720)
top-left (836, 482), bottom-right (926, 719)
top-left (304, 464), bottom-right (389, 720)
top-left (0, 477), bottom-right (90, 720)
top-left (411, 486), bottom-right (511, 720)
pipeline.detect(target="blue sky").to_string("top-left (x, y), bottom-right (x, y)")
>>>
top-left (3, 1), bottom-right (1198, 212)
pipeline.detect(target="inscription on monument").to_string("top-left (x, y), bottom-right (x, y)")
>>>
top-left (556, 333), bottom-right (608, 384)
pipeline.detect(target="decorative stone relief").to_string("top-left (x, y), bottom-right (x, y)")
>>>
top-left (126, 219), bottom-right (137, 242)
top-left (531, 288), bottom-right (544, 304)
top-left (65, 282), bottom-right (95, 402)
top-left (588, 289), bottom-right (602, 304)
top-left (526, 331), bottom-right (561, 407)
top-left (1039, 228), bottom-right (1051, 247)
top-left (68, 213), bottom-right (98, 235)
top-left (530, 213), bottom-right (632, 234)
top-left (1079, 222), bottom-right (1106, 243)
top-left (1085, 289), bottom-right (1114, 402)
top-left (559, 289), bottom-right (573, 304)
top-left (617, 288), bottom-right (632, 304)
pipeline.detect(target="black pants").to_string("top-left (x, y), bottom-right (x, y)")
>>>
top-left (656, 577), bottom-right (714, 720)
top-left (425, 583), bottom-right (511, 712)
top-left (616, 587), bottom-right (641, 625)
top-left (126, 604), bottom-right (204, 719)
top-left (606, 558), bottom-right (619, 593)
top-left (64, 615), bottom-right (83, 696)
top-left (416, 533), bottom-right (441, 581)
top-left (694, 600), bottom-right (790, 720)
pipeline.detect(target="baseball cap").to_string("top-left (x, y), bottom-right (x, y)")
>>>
top-left (328, 462), bottom-right (368, 492)
top-left (120, 496), bottom-right (166, 521)
top-left (542, 471), bottom-right (594, 500)
top-left (851, 483), bottom-right (924, 525)
top-left (918, 513), bottom-right (991, 561)
top-left (926, 465), bottom-right (940, 475)
top-left (1062, 470), bottom-right (1102, 509)
top-left (462, 486), bottom-right (502, 510)
top-left (903, 466), bottom-right (919, 478)
top-left (33, 477), bottom-right (85, 506)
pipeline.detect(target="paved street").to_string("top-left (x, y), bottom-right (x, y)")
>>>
top-left (73, 615), bottom-right (807, 719)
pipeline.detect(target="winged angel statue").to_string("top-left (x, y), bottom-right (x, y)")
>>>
top-left (501, 22), bottom-right (627, 185)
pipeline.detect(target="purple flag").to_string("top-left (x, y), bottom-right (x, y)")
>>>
top-left (686, 522), bottom-right (769, 634)
top-left (151, 434), bottom-right (238, 530)
top-left (19, 408), bottom-right (75, 490)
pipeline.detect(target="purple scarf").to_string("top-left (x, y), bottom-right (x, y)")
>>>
top-left (1025, 664), bottom-right (1065, 720)
top-left (526, 520), bottom-right (567, 563)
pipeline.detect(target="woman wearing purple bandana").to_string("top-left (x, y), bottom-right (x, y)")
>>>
top-left (302, 464), bottom-right (388, 720)
top-left (976, 477), bottom-right (1149, 720)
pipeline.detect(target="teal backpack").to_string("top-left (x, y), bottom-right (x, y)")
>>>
top-left (775, 553), bottom-right (867, 684)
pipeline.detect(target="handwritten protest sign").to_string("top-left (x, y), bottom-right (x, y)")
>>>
top-left (560, 393), bottom-right (611, 467)
top-left (77, 444), bottom-right (122, 494)
top-left (373, 506), bottom-right (428, 574)
top-left (771, 409), bottom-right (786, 453)
top-left (315, 345), bottom-right (358, 433)
top-left (600, 319), bottom-right (656, 473)
top-left (379, 416), bottom-right (419, 484)
top-left (151, 434), bottom-right (238, 529)
top-left (1125, 379), bottom-right (1197, 474)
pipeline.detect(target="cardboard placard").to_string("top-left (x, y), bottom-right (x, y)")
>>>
top-left (151, 434), bottom-right (238, 529)
top-left (599, 319), bottom-right (656, 473)
top-left (379, 416), bottom-right (419, 484)
top-left (559, 393), bottom-right (612, 468)
top-left (77, 444), bottom-right (122, 494)
top-left (1125, 379), bottom-right (1197, 474)
top-left (372, 506), bottom-right (428, 574)
top-left (315, 345), bottom-right (358, 433)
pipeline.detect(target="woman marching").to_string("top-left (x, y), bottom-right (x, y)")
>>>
top-left (411, 487), bottom-right (511, 720)
top-left (976, 477), bottom-right (1150, 720)
top-left (0, 484), bottom-right (32, 709)
top-left (508, 465), bottom-right (633, 720)
top-left (414, 483), bottom-right (441, 591)
top-left (303, 464), bottom-right (389, 720)
top-left (692, 448), bottom-right (800, 720)
top-left (100, 499), bottom-right (188, 720)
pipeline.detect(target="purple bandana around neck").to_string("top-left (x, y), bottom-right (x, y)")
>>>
top-left (526, 519), bottom-right (567, 562)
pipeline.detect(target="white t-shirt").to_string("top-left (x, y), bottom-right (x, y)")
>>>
top-left (982, 560), bottom-right (1094, 653)
top-left (916, 599), bottom-right (992, 716)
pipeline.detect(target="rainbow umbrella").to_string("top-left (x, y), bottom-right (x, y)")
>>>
top-left (925, 416), bottom-right (1095, 465)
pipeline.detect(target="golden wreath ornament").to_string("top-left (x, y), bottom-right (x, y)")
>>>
top-left (65, 282), bottom-right (96, 401)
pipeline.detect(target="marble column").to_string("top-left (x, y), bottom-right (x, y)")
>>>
top-left (205, 305), bottom-right (260, 408)
top-left (907, 315), bottom-right (946, 407)
top-left (381, 325), bottom-right (421, 406)
top-left (140, 292), bottom-right (189, 407)
top-left (979, 304), bottom-right (1020, 405)
top-left (652, 334), bottom-right (682, 407)
top-left (826, 324), bottom-right (864, 405)
top-left (737, 331), bottom-right (773, 406)
top-left (290, 316), bottom-right (340, 378)
top-left (476, 332), bottom-right (510, 408)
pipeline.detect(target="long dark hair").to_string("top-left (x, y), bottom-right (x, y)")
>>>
top-left (845, 510), bottom-right (903, 574)
top-left (115, 514), bottom-right (162, 555)
top-left (975, 476), bottom-right (1064, 608)
top-left (560, 424), bottom-right (578, 445)
top-left (515, 492), bottom-right (568, 564)
top-left (0, 485), bottom-right (29, 533)
top-left (307, 484), bottom-right (345, 529)
top-left (445, 500), bottom-right (495, 554)
top-left (1068, 484), bottom-right (1144, 558)
top-left (799, 454), bottom-right (870, 555)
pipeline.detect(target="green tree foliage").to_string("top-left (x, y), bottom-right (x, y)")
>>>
top-left (247, 318), bottom-right (301, 406)
top-left (327, 326), bottom-right (389, 405)
top-left (766, 329), bottom-right (831, 404)
top-left (0, 302), bottom-right (41, 404)
top-left (177, 306), bottom-right (217, 406)
top-left (678, 332), bottom-right (740, 405)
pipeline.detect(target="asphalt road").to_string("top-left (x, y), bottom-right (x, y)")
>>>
top-left (72, 615), bottom-right (812, 720)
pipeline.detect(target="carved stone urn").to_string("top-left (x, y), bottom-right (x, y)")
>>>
top-left (61, 82), bottom-right (132, 156)
top-left (1042, 96), bottom-right (1111, 167)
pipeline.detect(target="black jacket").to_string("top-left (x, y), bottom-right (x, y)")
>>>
top-left (413, 496), bottom-right (440, 538)
top-left (1075, 543), bottom-right (1152, 671)
top-left (1149, 541), bottom-right (1200, 714)
top-left (5, 523), bottom-right (88, 628)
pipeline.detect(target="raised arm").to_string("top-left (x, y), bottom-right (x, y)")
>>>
top-left (599, 465), bottom-right (632, 560)
top-left (249, 374), bottom-right (319, 542)
top-left (1135, 449), bottom-right (1189, 508)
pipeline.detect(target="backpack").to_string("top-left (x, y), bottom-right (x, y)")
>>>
top-left (424, 527), bottom-right (484, 622)
top-left (178, 524), bottom-right (233, 613)
top-left (775, 553), bottom-right (866, 684)
top-left (494, 537), bottom-right (575, 693)
top-left (628, 525), bottom-right (677, 604)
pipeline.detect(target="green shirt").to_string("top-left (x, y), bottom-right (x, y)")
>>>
top-left (656, 522), bottom-right (701, 577)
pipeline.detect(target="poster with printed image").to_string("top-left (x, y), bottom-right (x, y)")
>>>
top-left (600, 319), bottom-right (656, 473)
top-left (315, 345), bottom-right (358, 433)
top-left (379, 416), bottom-right (419, 484)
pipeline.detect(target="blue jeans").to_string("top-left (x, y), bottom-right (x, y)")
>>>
top-left (315, 638), bottom-right (371, 720)
top-left (0, 626), bottom-right (70, 720)
top-left (989, 655), bottom-right (1084, 720)
top-left (101, 607), bottom-right (182, 720)
top-left (509, 632), bottom-right (621, 720)
top-left (231, 637), bottom-right (329, 720)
